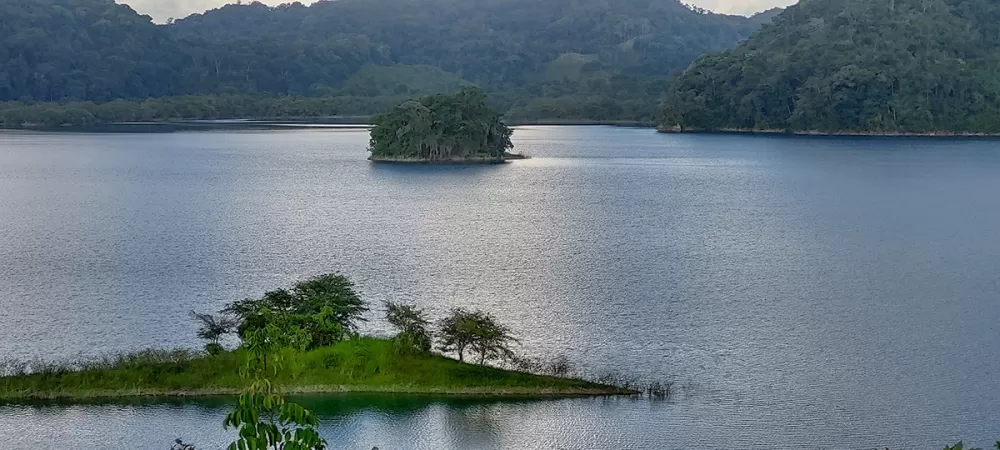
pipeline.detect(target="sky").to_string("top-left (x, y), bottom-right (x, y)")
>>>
top-left (122, 0), bottom-right (795, 23)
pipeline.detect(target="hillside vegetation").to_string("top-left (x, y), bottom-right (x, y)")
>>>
top-left (661, 0), bottom-right (1000, 133)
top-left (369, 88), bottom-right (513, 162)
top-left (0, 0), bottom-right (775, 122)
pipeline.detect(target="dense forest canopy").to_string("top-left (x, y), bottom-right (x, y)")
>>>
top-left (0, 0), bottom-right (179, 101)
top-left (369, 88), bottom-right (513, 162)
top-left (661, 0), bottom-right (1000, 133)
top-left (0, 0), bottom-right (776, 122)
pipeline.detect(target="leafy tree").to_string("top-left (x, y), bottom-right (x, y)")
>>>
top-left (223, 322), bottom-right (326, 450)
top-left (224, 274), bottom-right (368, 349)
top-left (190, 311), bottom-right (237, 355)
top-left (437, 308), bottom-right (518, 364)
top-left (467, 317), bottom-right (518, 365)
top-left (437, 309), bottom-right (478, 363)
top-left (385, 302), bottom-right (432, 353)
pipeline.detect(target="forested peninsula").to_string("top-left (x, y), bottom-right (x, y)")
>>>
top-left (660, 0), bottom-right (1000, 134)
top-left (0, 0), bottom-right (776, 128)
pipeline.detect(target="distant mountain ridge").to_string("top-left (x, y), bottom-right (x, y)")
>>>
top-left (661, 0), bottom-right (1000, 133)
top-left (0, 0), bottom-right (777, 120)
top-left (167, 0), bottom-right (769, 90)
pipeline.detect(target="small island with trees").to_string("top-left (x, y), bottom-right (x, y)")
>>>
top-left (0, 274), bottom-right (634, 401)
top-left (368, 88), bottom-right (521, 163)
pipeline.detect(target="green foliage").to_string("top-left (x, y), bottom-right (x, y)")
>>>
top-left (0, 348), bottom-right (224, 398)
top-left (340, 64), bottom-right (470, 97)
top-left (437, 308), bottom-right (518, 364)
top-left (224, 274), bottom-right (368, 350)
top-left (369, 88), bottom-right (513, 161)
top-left (0, 0), bottom-right (776, 122)
top-left (224, 324), bottom-right (326, 450)
top-left (205, 343), bottom-right (225, 357)
top-left (385, 302), bottom-right (433, 353)
top-left (0, 0), bottom-right (180, 102)
top-left (663, 0), bottom-right (1000, 133)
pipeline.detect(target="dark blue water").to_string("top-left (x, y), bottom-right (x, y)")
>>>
top-left (1, 127), bottom-right (999, 449)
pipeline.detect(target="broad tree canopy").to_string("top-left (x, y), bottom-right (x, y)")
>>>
top-left (369, 88), bottom-right (513, 161)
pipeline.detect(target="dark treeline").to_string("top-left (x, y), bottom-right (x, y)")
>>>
top-left (0, 0), bottom-right (777, 124)
top-left (0, 94), bottom-right (402, 128)
top-left (661, 0), bottom-right (1000, 133)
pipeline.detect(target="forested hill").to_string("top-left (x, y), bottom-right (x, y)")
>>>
top-left (0, 0), bottom-right (178, 101)
top-left (0, 0), bottom-right (775, 121)
top-left (661, 0), bottom-right (1000, 133)
top-left (167, 0), bottom-right (765, 92)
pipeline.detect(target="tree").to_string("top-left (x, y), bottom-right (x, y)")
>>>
top-left (436, 308), bottom-right (478, 363)
top-left (385, 302), bottom-right (432, 352)
top-left (289, 274), bottom-right (367, 330)
top-left (468, 317), bottom-right (518, 365)
top-left (190, 311), bottom-right (237, 355)
top-left (223, 323), bottom-right (326, 450)
top-left (437, 308), bottom-right (518, 364)
top-left (223, 274), bottom-right (368, 349)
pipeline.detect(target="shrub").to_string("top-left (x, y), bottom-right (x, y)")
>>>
top-left (385, 302), bottom-right (433, 353)
top-left (204, 343), bottom-right (224, 356)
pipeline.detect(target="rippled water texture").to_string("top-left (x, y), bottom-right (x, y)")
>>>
top-left (1, 127), bottom-right (999, 449)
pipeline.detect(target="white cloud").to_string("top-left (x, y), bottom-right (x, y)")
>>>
top-left (693, 0), bottom-right (795, 15)
top-left (121, 0), bottom-right (795, 23)
top-left (121, 0), bottom-right (251, 22)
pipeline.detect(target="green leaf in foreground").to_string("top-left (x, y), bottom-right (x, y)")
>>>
top-left (224, 324), bottom-right (327, 450)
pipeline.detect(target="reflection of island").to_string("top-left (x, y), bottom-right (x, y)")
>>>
top-left (368, 88), bottom-right (518, 164)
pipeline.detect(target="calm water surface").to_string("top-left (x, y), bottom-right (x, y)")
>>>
top-left (1, 127), bottom-right (999, 449)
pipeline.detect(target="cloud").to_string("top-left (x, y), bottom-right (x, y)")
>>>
top-left (121, 0), bottom-right (795, 23)
top-left (122, 0), bottom-right (250, 22)
top-left (694, 0), bottom-right (796, 15)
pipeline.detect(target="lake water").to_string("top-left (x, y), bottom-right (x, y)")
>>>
top-left (1, 127), bottom-right (999, 449)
